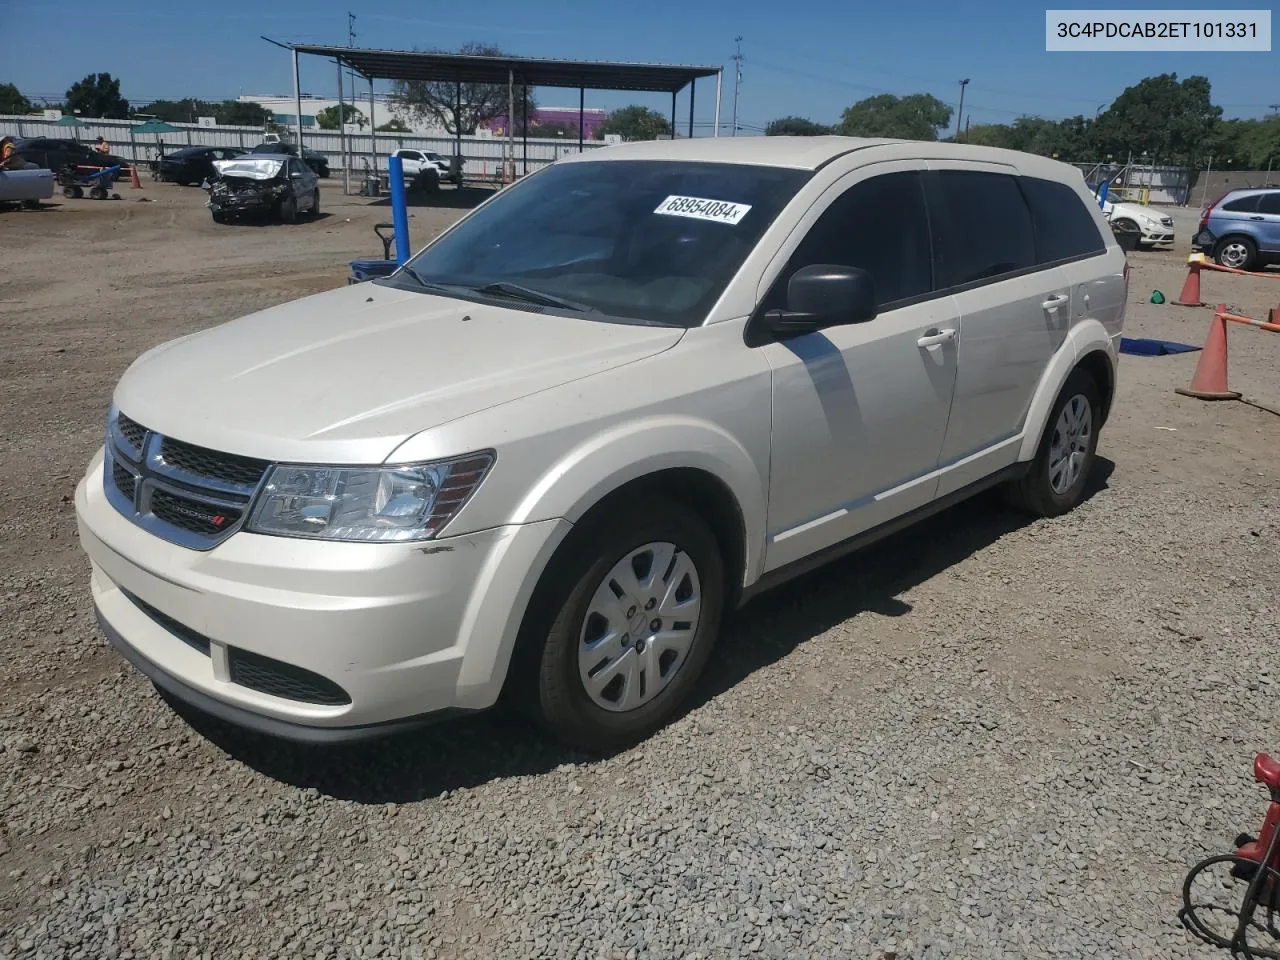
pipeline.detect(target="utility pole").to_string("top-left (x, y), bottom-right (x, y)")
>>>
top-left (955, 78), bottom-right (970, 141)
top-left (730, 36), bottom-right (743, 137)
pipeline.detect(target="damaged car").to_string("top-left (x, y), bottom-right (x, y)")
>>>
top-left (206, 155), bottom-right (319, 224)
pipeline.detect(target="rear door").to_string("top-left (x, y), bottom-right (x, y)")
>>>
top-left (1255, 192), bottom-right (1280, 253)
top-left (926, 165), bottom-right (1071, 495)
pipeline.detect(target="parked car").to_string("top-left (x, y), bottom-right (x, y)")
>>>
top-left (1192, 188), bottom-right (1280, 271)
top-left (157, 145), bottom-right (244, 186)
top-left (249, 141), bottom-right (330, 178)
top-left (0, 167), bottom-right (55, 207)
top-left (76, 137), bottom-right (1125, 751)
top-left (13, 137), bottom-right (131, 173)
top-left (1099, 196), bottom-right (1175, 247)
top-left (206, 155), bottom-right (319, 223)
top-left (390, 148), bottom-right (452, 189)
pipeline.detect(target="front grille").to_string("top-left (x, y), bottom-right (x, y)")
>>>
top-left (112, 461), bottom-right (137, 500)
top-left (228, 649), bottom-right (351, 706)
top-left (116, 413), bottom-right (147, 457)
top-left (123, 590), bottom-right (211, 656)
top-left (105, 410), bottom-right (268, 550)
top-left (150, 488), bottom-right (241, 538)
top-left (158, 438), bottom-right (268, 489)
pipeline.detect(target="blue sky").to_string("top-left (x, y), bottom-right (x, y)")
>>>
top-left (2, 0), bottom-right (1275, 131)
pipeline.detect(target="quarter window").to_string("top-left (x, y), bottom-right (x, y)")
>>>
top-left (1221, 195), bottom-right (1261, 213)
top-left (1019, 176), bottom-right (1106, 264)
top-left (932, 171), bottom-right (1036, 286)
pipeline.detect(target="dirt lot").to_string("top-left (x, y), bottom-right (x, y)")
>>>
top-left (1, 184), bottom-right (1279, 959)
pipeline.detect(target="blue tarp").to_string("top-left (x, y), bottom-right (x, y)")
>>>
top-left (1119, 337), bottom-right (1201, 356)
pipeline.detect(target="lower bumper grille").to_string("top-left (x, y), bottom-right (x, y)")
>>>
top-left (120, 591), bottom-right (350, 706)
top-left (228, 649), bottom-right (351, 706)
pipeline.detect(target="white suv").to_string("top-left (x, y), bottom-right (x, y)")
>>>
top-left (76, 137), bottom-right (1126, 751)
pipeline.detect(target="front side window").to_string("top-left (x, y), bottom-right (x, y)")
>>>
top-left (764, 171), bottom-right (933, 310)
top-left (932, 170), bottom-right (1036, 286)
top-left (398, 160), bottom-right (810, 326)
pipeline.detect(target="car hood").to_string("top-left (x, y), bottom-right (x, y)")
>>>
top-left (1107, 201), bottom-right (1163, 223)
top-left (113, 282), bottom-right (684, 464)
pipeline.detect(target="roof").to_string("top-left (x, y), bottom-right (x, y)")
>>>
top-left (286, 44), bottom-right (720, 94)
top-left (555, 135), bottom-right (1090, 179)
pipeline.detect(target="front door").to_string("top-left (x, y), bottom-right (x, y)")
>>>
top-left (1255, 192), bottom-right (1280, 253)
top-left (756, 165), bottom-right (960, 571)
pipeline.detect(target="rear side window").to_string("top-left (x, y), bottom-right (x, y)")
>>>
top-left (769, 171), bottom-right (934, 308)
top-left (1258, 193), bottom-right (1280, 215)
top-left (932, 171), bottom-right (1036, 286)
top-left (1019, 177), bottom-right (1106, 264)
top-left (1222, 194), bottom-right (1261, 213)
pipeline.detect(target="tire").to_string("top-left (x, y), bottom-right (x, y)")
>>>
top-left (309, 190), bottom-right (320, 217)
top-left (519, 498), bottom-right (725, 752)
top-left (1215, 235), bottom-right (1258, 272)
top-left (89, 186), bottom-right (107, 200)
top-left (1113, 218), bottom-right (1139, 234)
top-left (211, 209), bottom-right (229, 224)
top-left (22, 199), bottom-right (40, 210)
top-left (279, 194), bottom-right (298, 224)
top-left (1004, 368), bottom-right (1101, 517)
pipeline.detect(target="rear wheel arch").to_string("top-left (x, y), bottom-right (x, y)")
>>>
top-left (1075, 349), bottom-right (1115, 427)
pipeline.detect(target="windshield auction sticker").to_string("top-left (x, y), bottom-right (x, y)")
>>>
top-left (1046, 9), bottom-right (1270, 50)
top-left (654, 196), bottom-right (753, 225)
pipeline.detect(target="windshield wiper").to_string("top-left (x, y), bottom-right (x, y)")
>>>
top-left (471, 281), bottom-right (593, 313)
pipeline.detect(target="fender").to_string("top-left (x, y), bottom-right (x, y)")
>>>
top-left (1017, 318), bottom-right (1117, 462)
top-left (449, 416), bottom-right (768, 708)
top-left (510, 414), bottom-right (768, 586)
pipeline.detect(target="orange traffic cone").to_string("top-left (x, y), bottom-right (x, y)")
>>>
top-left (1174, 255), bottom-right (1204, 307)
top-left (129, 164), bottom-right (142, 189)
top-left (1175, 305), bottom-right (1241, 401)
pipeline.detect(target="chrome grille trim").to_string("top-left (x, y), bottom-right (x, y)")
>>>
top-left (103, 410), bottom-right (269, 551)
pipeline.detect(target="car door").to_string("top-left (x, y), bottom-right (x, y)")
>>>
top-left (1255, 192), bottom-right (1280, 253)
top-left (924, 165), bottom-right (1071, 495)
top-left (754, 163), bottom-right (960, 571)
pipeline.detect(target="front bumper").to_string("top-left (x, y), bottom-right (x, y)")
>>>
top-left (1139, 225), bottom-right (1174, 244)
top-left (76, 447), bottom-right (568, 741)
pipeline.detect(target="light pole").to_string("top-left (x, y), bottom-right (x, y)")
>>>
top-left (731, 36), bottom-right (744, 137)
top-left (956, 79), bottom-right (970, 141)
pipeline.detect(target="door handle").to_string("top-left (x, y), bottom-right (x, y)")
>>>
top-left (1250, 216), bottom-right (1265, 221)
top-left (1041, 294), bottom-right (1069, 311)
top-left (916, 328), bottom-right (957, 348)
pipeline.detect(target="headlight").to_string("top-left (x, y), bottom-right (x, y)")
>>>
top-left (246, 451), bottom-right (494, 542)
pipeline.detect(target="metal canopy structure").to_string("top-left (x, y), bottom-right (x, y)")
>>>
top-left (277, 42), bottom-right (725, 189)
top-left (287, 45), bottom-right (721, 94)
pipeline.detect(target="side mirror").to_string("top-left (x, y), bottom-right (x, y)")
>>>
top-left (764, 264), bottom-right (877, 339)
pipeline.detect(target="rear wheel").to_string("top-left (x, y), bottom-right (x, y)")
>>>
top-left (519, 499), bottom-right (725, 752)
top-left (1004, 368), bottom-right (1100, 517)
top-left (1216, 235), bottom-right (1258, 271)
top-left (309, 190), bottom-right (320, 217)
top-left (89, 186), bottom-right (107, 200)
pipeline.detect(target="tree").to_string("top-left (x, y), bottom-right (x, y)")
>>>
top-left (1091, 73), bottom-right (1220, 163)
top-left (961, 122), bottom-right (1017, 149)
top-left (65, 72), bottom-right (129, 119)
top-left (765, 116), bottom-right (831, 136)
top-left (393, 42), bottom-right (535, 135)
top-left (835, 93), bottom-right (952, 141)
top-left (317, 103), bottom-right (365, 130)
top-left (0, 82), bottom-right (32, 115)
top-left (377, 118), bottom-right (411, 133)
top-left (214, 100), bottom-right (269, 127)
top-left (594, 105), bottom-right (672, 142)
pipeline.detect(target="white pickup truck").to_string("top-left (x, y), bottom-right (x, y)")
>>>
top-left (390, 148), bottom-right (452, 190)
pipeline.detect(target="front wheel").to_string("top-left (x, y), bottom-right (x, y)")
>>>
top-left (1004, 368), bottom-right (1100, 517)
top-left (521, 499), bottom-right (725, 752)
top-left (279, 194), bottom-right (298, 224)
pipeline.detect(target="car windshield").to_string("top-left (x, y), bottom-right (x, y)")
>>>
top-left (397, 159), bottom-right (810, 327)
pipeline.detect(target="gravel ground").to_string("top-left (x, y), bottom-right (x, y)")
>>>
top-left (2, 188), bottom-right (1279, 960)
